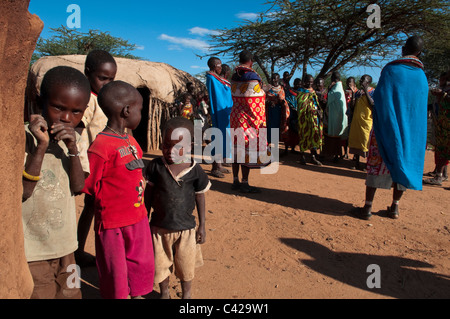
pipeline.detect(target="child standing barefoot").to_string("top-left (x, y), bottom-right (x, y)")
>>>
top-left (145, 117), bottom-right (211, 299)
top-left (22, 66), bottom-right (91, 299)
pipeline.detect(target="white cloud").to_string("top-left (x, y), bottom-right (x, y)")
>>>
top-left (135, 45), bottom-right (145, 50)
top-left (167, 45), bottom-right (183, 51)
top-left (236, 12), bottom-right (259, 20)
top-left (190, 65), bottom-right (209, 70)
top-left (189, 27), bottom-right (221, 37)
top-left (158, 34), bottom-right (210, 52)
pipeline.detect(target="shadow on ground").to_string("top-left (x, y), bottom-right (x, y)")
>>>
top-left (210, 179), bottom-right (355, 217)
top-left (280, 238), bottom-right (450, 299)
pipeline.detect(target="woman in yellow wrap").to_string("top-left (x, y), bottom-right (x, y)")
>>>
top-left (348, 75), bottom-right (375, 170)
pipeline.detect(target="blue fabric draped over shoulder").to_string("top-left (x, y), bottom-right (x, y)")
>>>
top-left (373, 61), bottom-right (429, 190)
top-left (232, 67), bottom-right (263, 83)
top-left (206, 72), bottom-right (234, 160)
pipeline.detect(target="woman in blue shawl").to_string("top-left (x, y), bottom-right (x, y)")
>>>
top-left (353, 36), bottom-right (429, 220)
top-left (206, 57), bottom-right (234, 178)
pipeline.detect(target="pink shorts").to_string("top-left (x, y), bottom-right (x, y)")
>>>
top-left (95, 216), bottom-right (155, 299)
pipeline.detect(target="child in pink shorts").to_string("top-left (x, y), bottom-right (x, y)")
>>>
top-left (83, 81), bottom-right (154, 299)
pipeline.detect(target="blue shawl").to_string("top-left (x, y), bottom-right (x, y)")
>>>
top-left (373, 56), bottom-right (429, 190)
top-left (206, 72), bottom-right (233, 159)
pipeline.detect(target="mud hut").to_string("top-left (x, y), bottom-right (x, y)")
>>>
top-left (0, 0), bottom-right (43, 299)
top-left (26, 55), bottom-right (206, 151)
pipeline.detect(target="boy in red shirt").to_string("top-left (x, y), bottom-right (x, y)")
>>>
top-left (83, 81), bottom-right (154, 299)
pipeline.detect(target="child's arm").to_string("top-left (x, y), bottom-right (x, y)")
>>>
top-left (195, 193), bottom-right (206, 244)
top-left (51, 123), bottom-right (86, 194)
top-left (23, 115), bottom-right (50, 201)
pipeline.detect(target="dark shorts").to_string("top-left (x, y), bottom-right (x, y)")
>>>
top-left (28, 253), bottom-right (81, 299)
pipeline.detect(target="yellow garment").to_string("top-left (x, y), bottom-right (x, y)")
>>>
top-left (181, 103), bottom-right (194, 120)
top-left (348, 94), bottom-right (373, 153)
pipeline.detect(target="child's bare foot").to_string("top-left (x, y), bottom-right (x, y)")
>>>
top-left (160, 291), bottom-right (171, 299)
top-left (159, 277), bottom-right (171, 299)
top-left (181, 281), bottom-right (192, 299)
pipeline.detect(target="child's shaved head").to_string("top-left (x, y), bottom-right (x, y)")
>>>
top-left (97, 81), bottom-right (139, 118)
top-left (163, 117), bottom-right (194, 141)
top-left (40, 66), bottom-right (91, 101)
top-left (85, 50), bottom-right (117, 72)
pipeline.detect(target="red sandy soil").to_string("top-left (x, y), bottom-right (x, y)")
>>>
top-left (77, 149), bottom-right (450, 299)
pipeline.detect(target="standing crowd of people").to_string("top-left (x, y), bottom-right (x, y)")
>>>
top-left (20, 35), bottom-right (448, 299)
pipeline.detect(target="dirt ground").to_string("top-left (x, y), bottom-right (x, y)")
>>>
top-left (77, 149), bottom-right (450, 299)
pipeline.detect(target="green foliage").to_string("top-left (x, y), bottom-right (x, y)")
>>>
top-left (31, 26), bottom-right (142, 65)
top-left (208, 0), bottom-right (449, 82)
top-left (421, 20), bottom-right (450, 82)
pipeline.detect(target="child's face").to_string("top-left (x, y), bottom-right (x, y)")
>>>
top-left (162, 128), bottom-right (192, 164)
top-left (86, 62), bottom-right (117, 95)
top-left (44, 84), bottom-right (90, 130)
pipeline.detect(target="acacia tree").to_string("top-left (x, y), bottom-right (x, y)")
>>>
top-left (209, 0), bottom-right (449, 81)
top-left (421, 21), bottom-right (450, 81)
top-left (31, 26), bottom-right (141, 64)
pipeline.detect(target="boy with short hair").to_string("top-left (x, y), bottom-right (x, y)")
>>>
top-left (145, 117), bottom-right (211, 299)
top-left (82, 49), bottom-right (117, 143)
top-left (76, 50), bottom-right (117, 266)
top-left (22, 66), bottom-right (91, 299)
top-left (82, 81), bottom-right (154, 299)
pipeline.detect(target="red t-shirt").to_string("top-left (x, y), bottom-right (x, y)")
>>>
top-left (83, 132), bottom-right (147, 231)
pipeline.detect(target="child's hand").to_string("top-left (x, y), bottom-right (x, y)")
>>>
top-left (196, 225), bottom-right (206, 245)
top-left (29, 114), bottom-right (50, 147)
top-left (51, 123), bottom-right (78, 155)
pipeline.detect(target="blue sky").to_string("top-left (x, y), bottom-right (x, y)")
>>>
top-left (29, 0), bottom-right (382, 82)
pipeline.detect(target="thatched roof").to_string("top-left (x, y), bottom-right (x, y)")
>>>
top-left (25, 55), bottom-right (206, 151)
top-left (27, 55), bottom-right (205, 104)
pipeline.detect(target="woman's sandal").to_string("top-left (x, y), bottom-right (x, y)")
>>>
top-left (298, 156), bottom-right (307, 165)
top-left (211, 170), bottom-right (225, 178)
top-left (231, 181), bottom-right (241, 190)
top-left (239, 183), bottom-right (262, 194)
top-left (218, 167), bottom-right (230, 174)
top-left (350, 207), bottom-right (372, 220)
top-left (387, 206), bottom-right (399, 220)
top-left (423, 177), bottom-right (443, 186)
